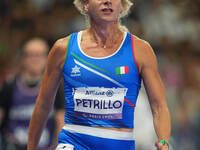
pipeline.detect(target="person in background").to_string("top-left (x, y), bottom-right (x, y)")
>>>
top-left (0, 38), bottom-right (65, 150)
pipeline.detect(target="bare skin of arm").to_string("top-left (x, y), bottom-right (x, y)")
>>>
top-left (134, 36), bottom-right (171, 150)
top-left (54, 109), bottom-right (65, 143)
top-left (27, 37), bottom-right (68, 150)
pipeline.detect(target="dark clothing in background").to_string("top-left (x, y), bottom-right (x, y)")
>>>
top-left (0, 77), bottom-right (65, 150)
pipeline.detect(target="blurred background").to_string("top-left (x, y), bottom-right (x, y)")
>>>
top-left (0, 0), bottom-right (200, 150)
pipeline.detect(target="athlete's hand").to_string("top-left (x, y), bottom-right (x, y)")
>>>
top-left (155, 141), bottom-right (169, 150)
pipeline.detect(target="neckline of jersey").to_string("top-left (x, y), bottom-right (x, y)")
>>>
top-left (77, 30), bottom-right (127, 60)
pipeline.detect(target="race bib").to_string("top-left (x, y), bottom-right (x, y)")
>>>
top-left (73, 87), bottom-right (127, 120)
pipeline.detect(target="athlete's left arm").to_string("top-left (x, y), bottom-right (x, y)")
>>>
top-left (135, 39), bottom-right (171, 150)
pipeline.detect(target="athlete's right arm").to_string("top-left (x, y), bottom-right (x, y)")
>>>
top-left (27, 37), bottom-right (69, 150)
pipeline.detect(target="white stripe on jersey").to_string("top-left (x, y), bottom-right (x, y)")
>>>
top-left (63, 124), bottom-right (134, 140)
top-left (74, 59), bottom-right (124, 87)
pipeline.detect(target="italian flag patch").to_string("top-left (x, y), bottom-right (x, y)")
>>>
top-left (116, 66), bottom-right (129, 76)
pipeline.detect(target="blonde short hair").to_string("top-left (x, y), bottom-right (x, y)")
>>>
top-left (74, 0), bottom-right (133, 18)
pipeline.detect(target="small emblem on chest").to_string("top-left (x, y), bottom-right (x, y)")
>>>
top-left (116, 66), bottom-right (129, 77)
top-left (70, 65), bottom-right (81, 77)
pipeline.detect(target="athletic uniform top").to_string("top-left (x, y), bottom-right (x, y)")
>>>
top-left (62, 31), bottom-right (141, 128)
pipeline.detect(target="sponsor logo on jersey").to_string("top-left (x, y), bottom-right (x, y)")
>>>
top-left (85, 89), bottom-right (114, 97)
top-left (70, 65), bottom-right (81, 77)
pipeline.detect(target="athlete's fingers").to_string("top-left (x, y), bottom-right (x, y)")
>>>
top-left (155, 142), bottom-right (168, 150)
top-left (155, 141), bottom-right (160, 150)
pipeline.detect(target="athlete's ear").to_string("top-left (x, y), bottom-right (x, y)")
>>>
top-left (83, 0), bottom-right (89, 13)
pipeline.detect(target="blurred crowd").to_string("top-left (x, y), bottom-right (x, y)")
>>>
top-left (0, 0), bottom-right (200, 150)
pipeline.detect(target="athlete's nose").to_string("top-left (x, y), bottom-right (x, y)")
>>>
top-left (103, 0), bottom-right (112, 6)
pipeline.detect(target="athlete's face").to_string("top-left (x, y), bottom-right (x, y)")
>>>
top-left (84, 0), bottom-right (123, 22)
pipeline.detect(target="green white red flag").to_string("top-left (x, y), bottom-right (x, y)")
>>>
top-left (116, 66), bottom-right (129, 76)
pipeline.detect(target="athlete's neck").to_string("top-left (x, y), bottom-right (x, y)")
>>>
top-left (88, 21), bottom-right (123, 48)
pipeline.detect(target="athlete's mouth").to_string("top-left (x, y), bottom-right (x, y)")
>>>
top-left (101, 8), bottom-right (113, 12)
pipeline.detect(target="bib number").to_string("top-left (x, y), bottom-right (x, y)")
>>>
top-left (73, 87), bottom-right (127, 120)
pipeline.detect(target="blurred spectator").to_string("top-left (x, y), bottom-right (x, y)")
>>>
top-left (0, 38), bottom-right (65, 150)
top-left (28, 0), bottom-right (54, 12)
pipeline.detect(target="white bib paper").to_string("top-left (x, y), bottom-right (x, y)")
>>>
top-left (73, 87), bottom-right (127, 120)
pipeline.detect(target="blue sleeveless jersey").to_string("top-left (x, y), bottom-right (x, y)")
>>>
top-left (62, 31), bottom-right (141, 128)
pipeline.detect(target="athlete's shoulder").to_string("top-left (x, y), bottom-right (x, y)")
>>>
top-left (49, 35), bottom-right (71, 58)
top-left (47, 35), bottom-right (72, 69)
top-left (130, 34), bottom-right (157, 72)
top-left (54, 36), bottom-right (70, 51)
top-left (131, 34), bottom-right (152, 51)
top-left (130, 34), bottom-right (155, 60)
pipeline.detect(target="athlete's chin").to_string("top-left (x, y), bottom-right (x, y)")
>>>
top-left (99, 17), bottom-right (118, 23)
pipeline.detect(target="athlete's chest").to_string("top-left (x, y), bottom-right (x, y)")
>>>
top-left (63, 50), bottom-right (137, 88)
top-left (81, 47), bottom-right (116, 58)
top-left (62, 32), bottom-right (140, 87)
top-left (80, 42), bottom-right (121, 58)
